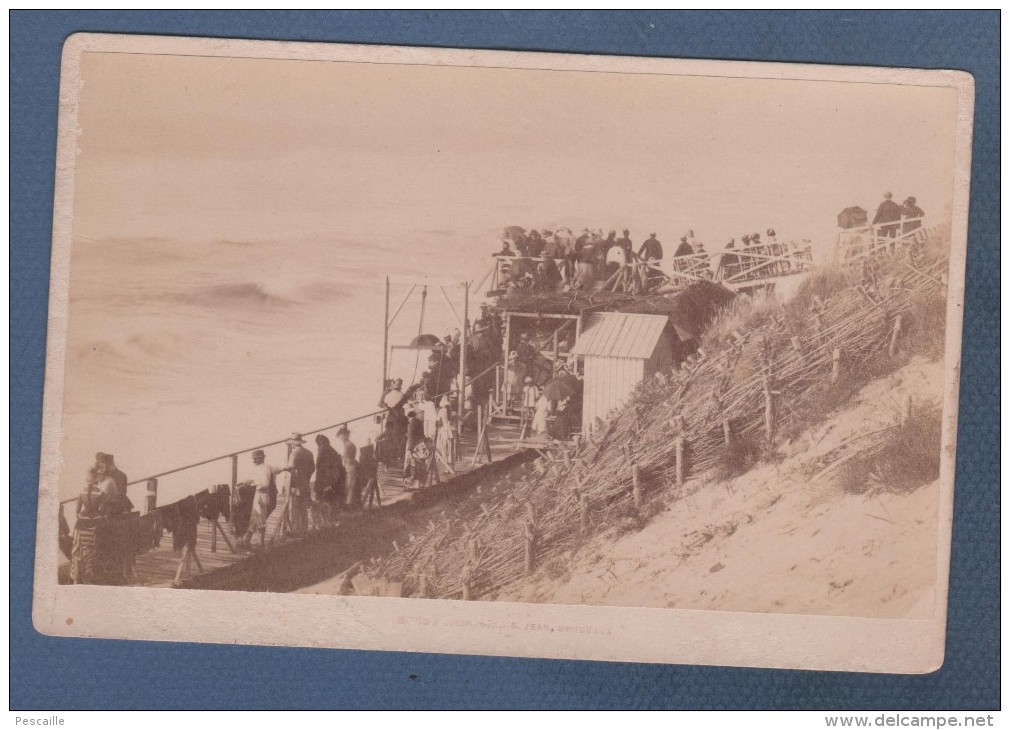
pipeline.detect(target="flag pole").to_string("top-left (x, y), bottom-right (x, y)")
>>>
top-left (382, 276), bottom-right (390, 393)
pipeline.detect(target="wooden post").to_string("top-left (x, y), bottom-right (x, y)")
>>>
top-left (215, 520), bottom-right (236, 553)
top-left (579, 493), bottom-right (590, 534)
top-left (482, 415), bottom-right (493, 464)
top-left (502, 313), bottom-right (512, 412)
top-left (523, 522), bottom-right (536, 575)
top-left (145, 478), bottom-right (158, 514)
top-left (461, 579), bottom-right (472, 601)
top-left (229, 454), bottom-right (239, 525)
top-left (764, 379), bottom-right (776, 442)
top-left (831, 348), bottom-right (842, 383)
top-left (382, 276), bottom-right (390, 391)
top-left (209, 484), bottom-right (218, 553)
top-left (888, 315), bottom-right (903, 356)
top-left (173, 547), bottom-right (190, 586)
top-left (190, 545), bottom-right (204, 573)
top-left (631, 464), bottom-right (642, 510)
top-left (471, 408), bottom-right (490, 466)
top-left (675, 438), bottom-right (685, 487)
top-left (722, 418), bottom-right (732, 447)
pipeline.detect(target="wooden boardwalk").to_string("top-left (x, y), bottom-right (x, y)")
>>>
top-left (128, 421), bottom-right (527, 588)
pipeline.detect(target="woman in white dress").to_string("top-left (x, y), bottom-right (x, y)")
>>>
top-left (532, 392), bottom-right (551, 436)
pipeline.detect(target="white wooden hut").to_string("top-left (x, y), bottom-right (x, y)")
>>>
top-left (571, 312), bottom-right (674, 434)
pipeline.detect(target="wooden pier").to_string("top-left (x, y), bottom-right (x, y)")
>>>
top-left (117, 420), bottom-right (527, 588)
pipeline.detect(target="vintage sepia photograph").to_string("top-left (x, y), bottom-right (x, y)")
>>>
top-left (33, 34), bottom-right (973, 672)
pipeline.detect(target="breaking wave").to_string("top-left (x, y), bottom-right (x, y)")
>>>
top-left (167, 282), bottom-right (293, 308)
top-left (162, 279), bottom-right (351, 309)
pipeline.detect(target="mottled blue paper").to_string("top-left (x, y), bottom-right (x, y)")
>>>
top-left (10, 10), bottom-right (999, 709)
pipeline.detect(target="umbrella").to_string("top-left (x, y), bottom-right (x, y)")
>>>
top-left (541, 372), bottom-right (580, 401)
top-left (409, 334), bottom-right (443, 349)
top-left (837, 206), bottom-right (868, 229)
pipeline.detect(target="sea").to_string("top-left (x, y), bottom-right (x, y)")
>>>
top-left (59, 232), bottom-right (490, 509)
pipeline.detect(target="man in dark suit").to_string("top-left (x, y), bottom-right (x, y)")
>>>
top-left (872, 191), bottom-right (902, 239)
top-left (638, 232), bottom-right (663, 261)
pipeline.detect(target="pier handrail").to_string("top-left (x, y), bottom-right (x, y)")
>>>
top-left (59, 360), bottom-right (501, 506)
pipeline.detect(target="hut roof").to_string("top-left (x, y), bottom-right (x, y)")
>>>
top-left (492, 281), bottom-right (733, 340)
top-left (571, 312), bottom-right (669, 359)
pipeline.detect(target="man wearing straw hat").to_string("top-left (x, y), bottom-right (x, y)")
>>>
top-left (286, 433), bottom-right (315, 535)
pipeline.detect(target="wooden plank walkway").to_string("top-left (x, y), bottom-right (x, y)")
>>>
top-left (129, 421), bottom-right (526, 588)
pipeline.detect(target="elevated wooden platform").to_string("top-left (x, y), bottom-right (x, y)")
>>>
top-left (126, 421), bottom-right (526, 588)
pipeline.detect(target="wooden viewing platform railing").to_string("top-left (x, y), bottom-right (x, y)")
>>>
top-left (833, 217), bottom-right (932, 264)
top-left (487, 238), bottom-right (818, 296)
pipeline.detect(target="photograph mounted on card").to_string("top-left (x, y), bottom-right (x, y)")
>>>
top-left (33, 33), bottom-right (973, 672)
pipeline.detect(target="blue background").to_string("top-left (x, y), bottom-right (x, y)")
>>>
top-left (10, 11), bottom-right (999, 710)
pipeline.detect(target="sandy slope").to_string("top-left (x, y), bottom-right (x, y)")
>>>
top-left (502, 357), bottom-right (944, 619)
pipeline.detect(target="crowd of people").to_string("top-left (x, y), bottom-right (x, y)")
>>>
top-left (514, 362), bottom-right (583, 443)
top-left (240, 426), bottom-right (380, 550)
top-left (495, 226), bottom-right (679, 294)
top-left (492, 224), bottom-right (810, 293)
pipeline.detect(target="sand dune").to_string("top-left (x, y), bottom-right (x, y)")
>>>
top-left (503, 357), bottom-right (943, 619)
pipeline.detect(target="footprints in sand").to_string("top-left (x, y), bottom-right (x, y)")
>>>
top-left (684, 513), bottom-right (752, 551)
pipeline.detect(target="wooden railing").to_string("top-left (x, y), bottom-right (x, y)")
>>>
top-left (833, 217), bottom-right (930, 264)
top-left (716, 241), bottom-right (815, 288)
top-left (488, 239), bottom-right (818, 295)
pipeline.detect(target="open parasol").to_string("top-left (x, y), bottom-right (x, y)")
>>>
top-left (541, 372), bottom-right (580, 401)
top-left (409, 334), bottom-right (443, 349)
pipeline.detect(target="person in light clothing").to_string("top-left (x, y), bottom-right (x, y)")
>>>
top-left (532, 391), bottom-right (551, 436)
top-left (521, 376), bottom-right (539, 431)
top-left (244, 449), bottom-right (284, 549)
top-left (421, 397), bottom-right (439, 441)
top-left (505, 351), bottom-right (526, 409)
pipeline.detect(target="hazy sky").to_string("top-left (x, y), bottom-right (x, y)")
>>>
top-left (73, 51), bottom-right (959, 250)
